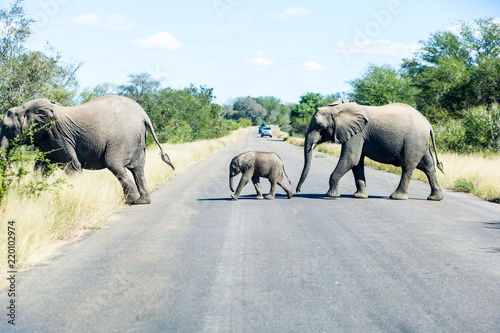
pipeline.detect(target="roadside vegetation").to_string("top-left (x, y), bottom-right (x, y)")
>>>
top-left (0, 2), bottom-right (499, 274)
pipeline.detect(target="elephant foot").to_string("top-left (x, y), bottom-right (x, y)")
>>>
top-left (390, 191), bottom-right (408, 200)
top-left (325, 189), bottom-right (340, 198)
top-left (125, 192), bottom-right (141, 205)
top-left (255, 195), bottom-right (264, 200)
top-left (265, 194), bottom-right (275, 200)
top-left (231, 194), bottom-right (238, 201)
top-left (427, 192), bottom-right (444, 201)
top-left (133, 195), bottom-right (151, 205)
top-left (287, 191), bottom-right (294, 199)
top-left (352, 191), bottom-right (368, 199)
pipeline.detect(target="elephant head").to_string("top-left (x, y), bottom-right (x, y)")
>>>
top-left (0, 99), bottom-right (58, 150)
top-left (229, 152), bottom-right (255, 192)
top-left (296, 99), bottom-right (368, 192)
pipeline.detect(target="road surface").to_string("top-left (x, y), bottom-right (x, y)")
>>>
top-left (3, 130), bottom-right (500, 332)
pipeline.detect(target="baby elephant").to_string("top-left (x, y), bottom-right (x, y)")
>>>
top-left (229, 151), bottom-right (294, 200)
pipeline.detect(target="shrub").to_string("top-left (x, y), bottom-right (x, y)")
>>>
top-left (0, 125), bottom-right (68, 204)
top-left (435, 105), bottom-right (500, 153)
top-left (237, 118), bottom-right (252, 128)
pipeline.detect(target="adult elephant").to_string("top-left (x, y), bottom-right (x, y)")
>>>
top-left (296, 99), bottom-right (444, 201)
top-left (0, 95), bottom-right (174, 204)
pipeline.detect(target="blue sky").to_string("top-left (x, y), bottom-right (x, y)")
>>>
top-left (22, 0), bottom-right (500, 104)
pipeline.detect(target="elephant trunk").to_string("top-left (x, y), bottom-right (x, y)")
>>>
top-left (0, 134), bottom-right (9, 151)
top-left (230, 175), bottom-right (235, 192)
top-left (296, 130), bottom-right (320, 193)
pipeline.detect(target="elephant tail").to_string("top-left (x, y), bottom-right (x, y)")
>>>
top-left (144, 115), bottom-right (175, 170)
top-left (283, 165), bottom-right (292, 185)
top-left (430, 128), bottom-right (444, 174)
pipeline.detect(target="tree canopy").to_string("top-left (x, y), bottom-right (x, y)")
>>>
top-left (0, 0), bottom-right (80, 110)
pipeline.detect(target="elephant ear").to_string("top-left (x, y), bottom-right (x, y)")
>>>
top-left (334, 107), bottom-right (368, 144)
top-left (24, 99), bottom-right (57, 130)
top-left (240, 153), bottom-right (256, 173)
top-left (22, 99), bottom-right (58, 143)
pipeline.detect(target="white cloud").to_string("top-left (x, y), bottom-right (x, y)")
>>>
top-left (245, 57), bottom-right (275, 67)
top-left (132, 31), bottom-right (181, 50)
top-left (72, 13), bottom-right (134, 30)
top-left (335, 40), bottom-right (420, 58)
top-left (255, 50), bottom-right (266, 57)
top-left (269, 7), bottom-right (311, 20)
top-left (295, 61), bottom-right (327, 72)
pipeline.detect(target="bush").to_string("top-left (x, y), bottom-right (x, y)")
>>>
top-left (435, 105), bottom-right (500, 153)
top-left (223, 120), bottom-right (239, 131)
top-left (0, 125), bottom-right (68, 204)
top-left (237, 118), bottom-right (252, 128)
top-left (463, 105), bottom-right (500, 151)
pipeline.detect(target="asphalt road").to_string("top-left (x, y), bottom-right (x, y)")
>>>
top-left (4, 130), bottom-right (500, 332)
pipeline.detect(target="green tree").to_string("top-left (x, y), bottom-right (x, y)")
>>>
top-left (80, 83), bottom-right (118, 103)
top-left (348, 64), bottom-right (417, 107)
top-left (254, 96), bottom-right (291, 128)
top-left (139, 84), bottom-right (230, 143)
top-left (227, 97), bottom-right (266, 125)
top-left (289, 93), bottom-right (331, 136)
top-left (403, 18), bottom-right (500, 121)
top-left (0, 0), bottom-right (80, 111)
top-left (118, 73), bottom-right (161, 104)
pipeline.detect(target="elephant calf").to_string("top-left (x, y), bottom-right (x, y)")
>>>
top-left (229, 151), bottom-right (293, 200)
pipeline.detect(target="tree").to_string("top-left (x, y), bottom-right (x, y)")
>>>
top-left (118, 73), bottom-right (161, 104)
top-left (289, 93), bottom-right (332, 136)
top-left (227, 97), bottom-right (266, 125)
top-left (0, 0), bottom-right (32, 58)
top-left (0, 0), bottom-right (80, 110)
top-left (403, 18), bottom-right (500, 120)
top-left (348, 64), bottom-right (417, 107)
top-left (139, 84), bottom-right (231, 143)
top-left (80, 83), bottom-right (118, 103)
top-left (254, 96), bottom-right (291, 128)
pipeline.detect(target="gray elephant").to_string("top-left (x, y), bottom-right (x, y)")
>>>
top-left (229, 151), bottom-right (294, 200)
top-left (0, 95), bottom-right (174, 204)
top-left (296, 99), bottom-right (444, 201)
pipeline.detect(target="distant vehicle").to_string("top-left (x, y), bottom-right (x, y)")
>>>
top-left (259, 123), bottom-right (266, 134)
top-left (261, 126), bottom-right (272, 138)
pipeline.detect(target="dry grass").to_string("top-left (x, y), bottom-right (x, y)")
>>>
top-left (0, 129), bottom-right (247, 276)
top-left (277, 130), bottom-right (500, 203)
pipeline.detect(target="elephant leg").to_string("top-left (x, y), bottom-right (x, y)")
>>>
top-left (252, 176), bottom-right (264, 200)
top-left (266, 179), bottom-right (277, 200)
top-left (129, 166), bottom-right (151, 204)
top-left (126, 150), bottom-right (151, 204)
top-left (326, 157), bottom-right (356, 197)
top-left (351, 156), bottom-right (368, 199)
top-left (277, 178), bottom-right (294, 199)
top-left (417, 151), bottom-right (444, 201)
top-left (232, 172), bottom-right (251, 200)
top-left (390, 165), bottom-right (416, 200)
top-left (108, 165), bottom-right (140, 204)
